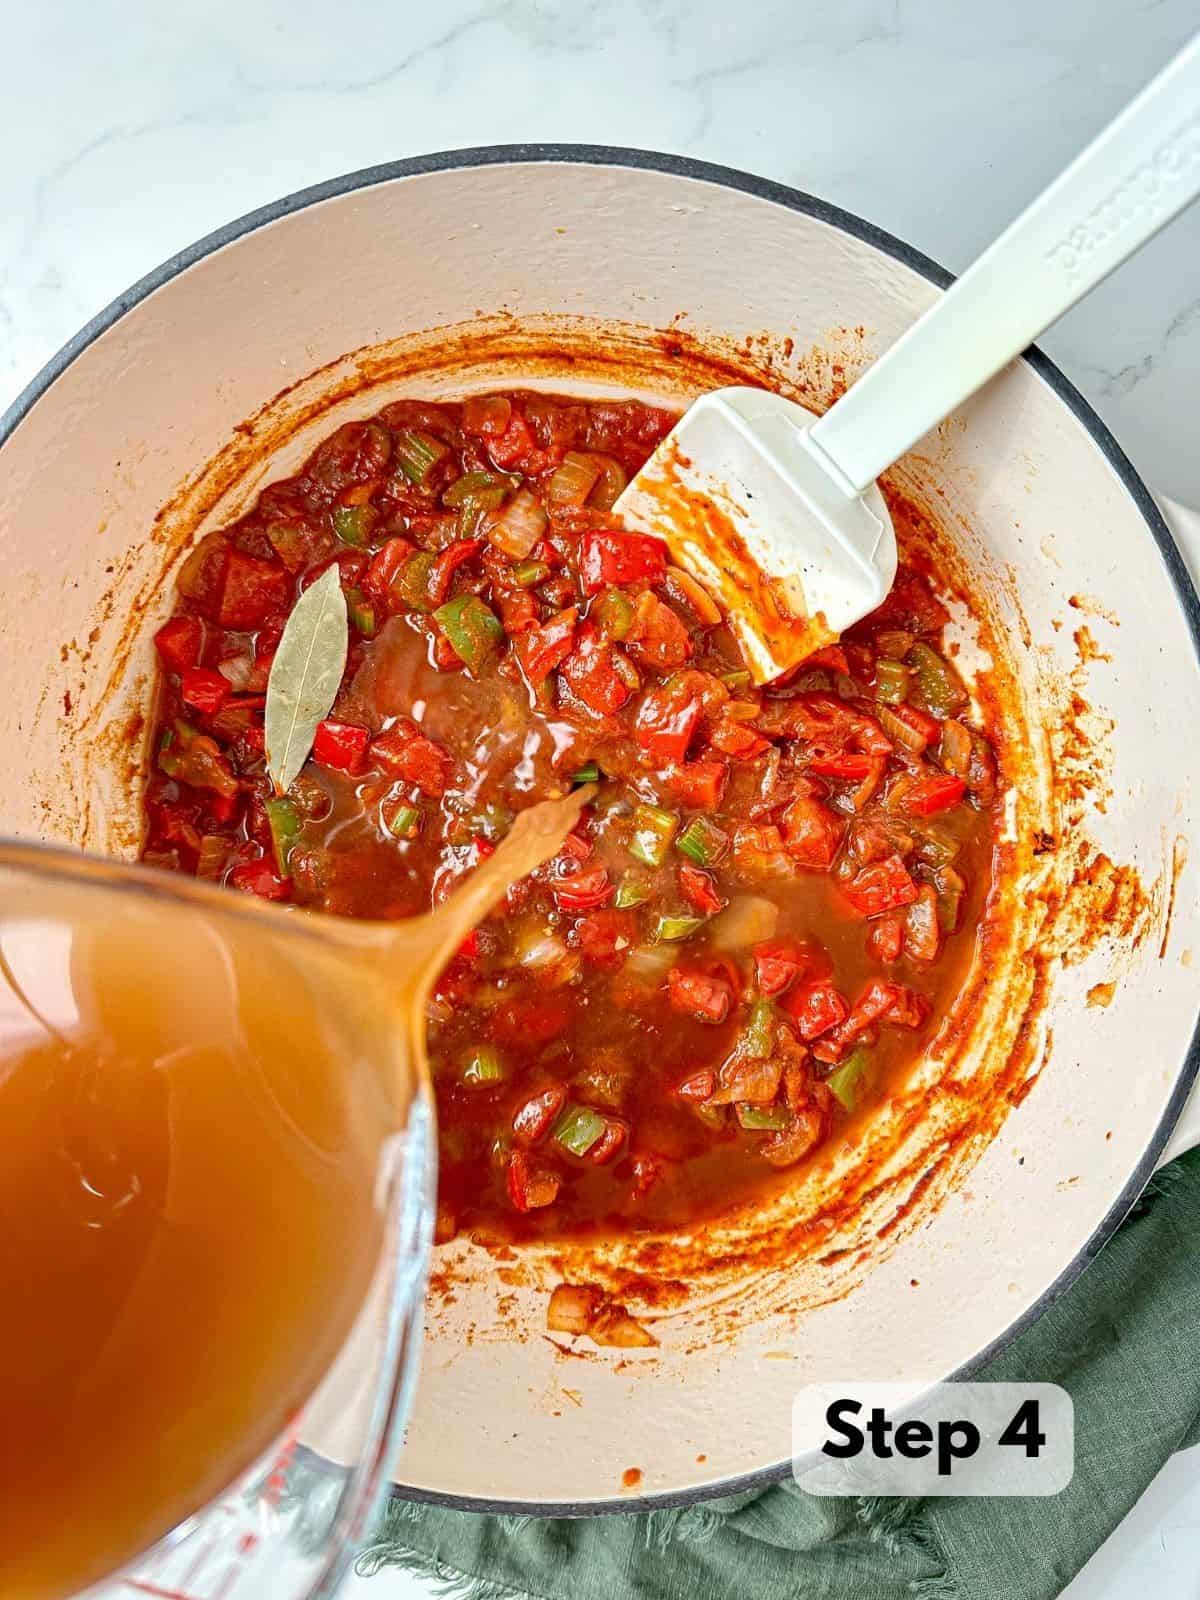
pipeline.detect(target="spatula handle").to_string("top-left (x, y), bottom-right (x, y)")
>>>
top-left (807, 32), bottom-right (1200, 495)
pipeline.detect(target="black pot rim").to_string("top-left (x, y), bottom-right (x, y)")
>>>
top-left (4, 142), bottom-right (1198, 1521)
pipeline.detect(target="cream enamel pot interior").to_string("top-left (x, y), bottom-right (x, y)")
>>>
top-left (2, 149), bottom-right (1199, 1515)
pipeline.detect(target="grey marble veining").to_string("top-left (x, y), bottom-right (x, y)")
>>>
top-left (4, 0), bottom-right (1200, 505)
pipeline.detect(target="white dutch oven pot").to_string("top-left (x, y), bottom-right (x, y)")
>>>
top-left (1, 149), bottom-right (1198, 1514)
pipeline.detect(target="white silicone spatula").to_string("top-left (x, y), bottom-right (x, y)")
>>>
top-left (616, 32), bottom-right (1200, 682)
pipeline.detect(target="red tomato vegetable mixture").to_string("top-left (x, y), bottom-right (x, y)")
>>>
top-left (141, 389), bottom-right (1000, 1240)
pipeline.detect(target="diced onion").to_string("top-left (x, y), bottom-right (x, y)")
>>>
top-left (546, 452), bottom-right (603, 507)
top-left (487, 488), bottom-right (548, 558)
top-left (218, 654), bottom-right (254, 691)
top-left (710, 895), bottom-right (779, 951)
top-left (547, 1283), bottom-right (601, 1335)
top-left (662, 568), bottom-right (722, 627)
top-left (627, 943), bottom-right (676, 980)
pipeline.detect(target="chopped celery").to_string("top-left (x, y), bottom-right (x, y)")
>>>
top-left (720, 669), bottom-right (753, 690)
top-left (615, 877), bottom-right (651, 910)
top-left (736, 1103), bottom-right (789, 1131)
top-left (456, 484), bottom-right (509, 538)
top-left (345, 586), bottom-right (377, 638)
top-left (676, 816), bottom-right (730, 868)
top-left (264, 797), bottom-right (302, 874)
top-left (553, 1104), bottom-right (606, 1157)
top-left (393, 429), bottom-right (448, 484)
top-left (434, 594), bottom-right (504, 673)
top-left (827, 1047), bottom-right (872, 1112)
top-left (629, 803), bottom-right (679, 867)
top-left (512, 559), bottom-right (551, 588)
top-left (572, 762), bottom-right (601, 785)
top-left (460, 1045), bottom-right (507, 1086)
top-left (739, 997), bottom-right (777, 1059)
top-left (443, 470), bottom-right (500, 508)
top-left (387, 804), bottom-right (421, 839)
top-left (332, 504), bottom-right (377, 547)
top-left (908, 642), bottom-right (967, 717)
top-left (651, 912), bottom-right (705, 943)
top-left (874, 657), bottom-right (910, 705)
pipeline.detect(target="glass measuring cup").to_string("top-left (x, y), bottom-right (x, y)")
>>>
top-left (0, 793), bottom-right (588, 1600)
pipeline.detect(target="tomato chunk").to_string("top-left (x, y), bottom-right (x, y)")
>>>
top-left (782, 981), bottom-right (849, 1040)
top-left (217, 552), bottom-right (290, 629)
top-left (180, 668), bottom-right (231, 716)
top-left (312, 719), bottom-right (370, 776)
top-left (574, 909), bottom-right (637, 969)
top-left (782, 794), bottom-right (843, 869)
top-left (841, 855), bottom-right (919, 917)
top-left (634, 679), bottom-right (702, 763)
top-left (228, 857), bottom-right (292, 901)
top-left (667, 968), bottom-right (732, 1024)
top-left (371, 721), bottom-right (453, 796)
top-left (512, 1084), bottom-right (568, 1145)
top-left (518, 607), bottom-right (578, 686)
top-left (578, 530), bottom-right (667, 594)
top-left (678, 863), bottom-right (725, 916)
top-left (154, 616), bottom-right (204, 674)
top-left (554, 866), bottom-right (614, 913)
top-left (560, 622), bottom-right (632, 715)
top-left (507, 1150), bottom-right (560, 1212)
top-left (663, 759), bottom-right (728, 809)
top-left (906, 773), bottom-right (967, 816)
top-left (753, 937), bottom-right (827, 997)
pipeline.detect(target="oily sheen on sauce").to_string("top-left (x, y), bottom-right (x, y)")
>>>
top-left (142, 389), bottom-right (999, 1242)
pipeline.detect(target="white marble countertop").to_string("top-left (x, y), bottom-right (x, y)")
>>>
top-left (3, 1), bottom-right (1197, 1595)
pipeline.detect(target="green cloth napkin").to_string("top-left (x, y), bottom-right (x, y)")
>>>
top-left (359, 1149), bottom-right (1200, 1600)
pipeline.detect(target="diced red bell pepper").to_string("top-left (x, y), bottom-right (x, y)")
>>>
top-left (906, 773), bottom-right (967, 816)
top-left (560, 622), bottom-right (632, 715)
top-left (205, 788), bottom-right (240, 825)
top-left (180, 667), bottom-right (232, 716)
top-left (813, 978), bottom-right (914, 1061)
top-left (627, 593), bottom-right (692, 671)
top-left (886, 984), bottom-right (927, 1029)
top-left (578, 530), bottom-right (668, 594)
top-left (154, 616), bottom-right (205, 674)
top-left (553, 865), bottom-right (614, 913)
top-left (518, 607), bottom-right (578, 685)
top-left (370, 721), bottom-right (453, 797)
top-left (667, 968), bottom-right (732, 1025)
top-left (841, 854), bottom-right (919, 918)
top-left (676, 1068), bottom-right (718, 1100)
top-left (663, 759), bottom-right (728, 809)
top-left (574, 908), bottom-right (637, 969)
top-left (588, 1118), bottom-right (628, 1165)
top-left (679, 863), bottom-right (725, 916)
top-left (312, 719), bottom-right (371, 776)
top-left (507, 1150), bottom-right (560, 1213)
top-left (808, 752), bottom-right (877, 780)
top-left (782, 794), bottom-right (843, 869)
top-left (753, 937), bottom-right (828, 997)
top-left (486, 408), bottom-right (539, 471)
top-left (634, 680), bottom-right (703, 763)
top-left (782, 981), bottom-right (849, 1040)
top-left (217, 551), bottom-right (290, 629)
top-left (228, 857), bottom-right (292, 901)
top-left (883, 702), bottom-right (940, 754)
top-left (429, 538), bottom-right (484, 606)
top-left (364, 537), bottom-right (416, 605)
top-left (512, 1083), bottom-right (568, 1145)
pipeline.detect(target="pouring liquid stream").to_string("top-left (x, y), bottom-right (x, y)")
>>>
top-left (0, 791), bottom-right (590, 1600)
